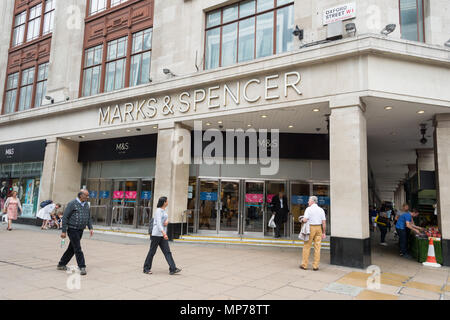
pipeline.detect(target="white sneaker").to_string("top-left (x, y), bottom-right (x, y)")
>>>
top-left (380, 242), bottom-right (388, 246)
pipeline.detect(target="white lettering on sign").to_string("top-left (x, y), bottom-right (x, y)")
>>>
top-left (116, 143), bottom-right (129, 152)
top-left (98, 72), bottom-right (303, 126)
top-left (323, 3), bottom-right (356, 25)
top-left (5, 148), bottom-right (15, 156)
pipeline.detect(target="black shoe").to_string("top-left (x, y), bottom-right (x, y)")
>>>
top-left (57, 265), bottom-right (67, 271)
top-left (313, 268), bottom-right (319, 271)
top-left (299, 266), bottom-right (307, 270)
top-left (80, 268), bottom-right (87, 275)
top-left (143, 270), bottom-right (153, 274)
top-left (170, 268), bottom-right (182, 275)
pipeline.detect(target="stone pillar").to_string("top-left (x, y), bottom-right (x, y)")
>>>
top-left (40, 138), bottom-right (83, 207)
top-left (45, 0), bottom-right (86, 103)
top-left (329, 96), bottom-right (370, 269)
top-left (433, 114), bottom-right (450, 266)
top-left (153, 122), bottom-right (191, 240)
top-left (0, 0), bottom-right (14, 114)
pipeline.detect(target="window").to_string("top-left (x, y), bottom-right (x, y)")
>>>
top-left (27, 4), bottom-right (43, 42)
top-left (35, 63), bottom-right (49, 107)
top-left (4, 73), bottom-right (19, 114)
top-left (205, 0), bottom-right (294, 70)
top-left (111, 0), bottom-right (129, 7)
top-left (18, 67), bottom-right (35, 111)
top-left (12, 12), bottom-right (26, 47)
top-left (105, 37), bottom-right (127, 92)
top-left (82, 45), bottom-right (103, 97)
top-left (89, 0), bottom-right (107, 15)
top-left (400, 0), bottom-right (425, 42)
top-left (130, 28), bottom-right (152, 86)
top-left (43, 0), bottom-right (55, 35)
top-left (89, 0), bottom-right (129, 16)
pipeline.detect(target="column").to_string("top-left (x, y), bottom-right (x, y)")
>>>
top-left (40, 138), bottom-right (83, 206)
top-left (0, 0), bottom-right (14, 113)
top-left (45, 0), bottom-right (86, 103)
top-left (433, 114), bottom-right (450, 266)
top-left (329, 96), bottom-right (370, 269)
top-left (153, 122), bottom-right (191, 240)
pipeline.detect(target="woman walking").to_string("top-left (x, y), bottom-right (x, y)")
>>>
top-left (143, 196), bottom-right (181, 275)
top-left (3, 191), bottom-right (22, 231)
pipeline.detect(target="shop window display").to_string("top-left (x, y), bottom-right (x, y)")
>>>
top-left (0, 162), bottom-right (43, 218)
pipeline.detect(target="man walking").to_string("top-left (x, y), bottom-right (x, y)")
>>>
top-left (300, 196), bottom-right (326, 271)
top-left (57, 189), bottom-right (94, 275)
top-left (271, 191), bottom-right (289, 238)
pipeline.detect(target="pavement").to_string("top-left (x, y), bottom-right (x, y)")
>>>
top-left (0, 223), bottom-right (449, 300)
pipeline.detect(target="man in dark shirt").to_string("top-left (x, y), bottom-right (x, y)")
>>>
top-left (271, 191), bottom-right (289, 238)
top-left (57, 189), bottom-right (94, 275)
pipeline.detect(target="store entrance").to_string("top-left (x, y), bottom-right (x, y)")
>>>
top-left (190, 177), bottom-right (331, 238)
top-left (86, 178), bottom-right (154, 229)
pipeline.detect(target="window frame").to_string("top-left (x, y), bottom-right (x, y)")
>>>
top-left (398, 0), bottom-right (426, 43)
top-left (87, 0), bottom-right (133, 17)
top-left (129, 28), bottom-right (152, 87)
top-left (203, 0), bottom-right (294, 70)
top-left (35, 62), bottom-right (50, 108)
top-left (4, 73), bottom-right (20, 115)
top-left (104, 36), bottom-right (128, 92)
top-left (12, 11), bottom-right (27, 47)
top-left (43, 0), bottom-right (56, 36)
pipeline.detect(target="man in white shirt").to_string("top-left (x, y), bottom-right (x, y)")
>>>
top-left (300, 196), bottom-right (326, 271)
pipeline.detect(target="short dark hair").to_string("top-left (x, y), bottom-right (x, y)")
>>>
top-left (157, 196), bottom-right (168, 208)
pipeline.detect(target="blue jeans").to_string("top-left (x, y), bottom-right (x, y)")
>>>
top-left (397, 228), bottom-right (408, 255)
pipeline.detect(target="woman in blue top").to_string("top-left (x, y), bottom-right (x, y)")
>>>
top-left (143, 196), bottom-right (181, 275)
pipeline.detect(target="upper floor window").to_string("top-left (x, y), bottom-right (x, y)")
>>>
top-left (35, 63), bottom-right (50, 107)
top-left (12, 12), bottom-right (27, 47)
top-left (399, 0), bottom-right (425, 42)
top-left (4, 73), bottom-right (19, 114)
top-left (205, 0), bottom-right (294, 70)
top-left (18, 67), bottom-right (35, 111)
top-left (43, 0), bottom-right (56, 35)
top-left (82, 28), bottom-right (152, 97)
top-left (11, 1), bottom-right (55, 48)
top-left (89, 0), bottom-right (129, 16)
top-left (27, 4), bottom-right (43, 42)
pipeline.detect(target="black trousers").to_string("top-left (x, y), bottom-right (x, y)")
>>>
top-left (143, 236), bottom-right (176, 272)
top-left (378, 225), bottom-right (387, 243)
top-left (59, 228), bottom-right (86, 268)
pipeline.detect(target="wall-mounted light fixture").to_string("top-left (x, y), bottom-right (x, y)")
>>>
top-left (420, 123), bottom-right (427, 145)
top-left (45, 96), bottom-right (54, 104)
top-left (345, 23), bottom-right (356, 36)
top-left (292, 25), bottom-right (304, 40)
top-left (445, 38), bottom-right (450, 47)
top-left (163, 68), bottom-right (176, 77)
top-left (381, 24), bottom-right (396, 35)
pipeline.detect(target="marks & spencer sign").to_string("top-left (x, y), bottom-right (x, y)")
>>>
top-left (97, 72), bottom-right (302, 126)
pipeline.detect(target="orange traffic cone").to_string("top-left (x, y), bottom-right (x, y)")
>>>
top-left (422, 238), bottom-right (441, 268)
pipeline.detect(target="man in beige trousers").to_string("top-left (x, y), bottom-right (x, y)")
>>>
top-left (300, 196), bottom-right (326, 271)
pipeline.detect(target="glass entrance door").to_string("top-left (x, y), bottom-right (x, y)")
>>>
top-left (290, 182), bottom-right (310, 235)
top-left (138, 180), bottom-right (153, 228)
top-left (198, 180), bottom-right (219, 232)
top-left (112, 180), bottom-right (137, 227)
top-left (219, 180), bottom-right (240, 233)
top-left (265, 181), bottom-right (288, 236)
top-left (244, 181), bottom-right (265, 235)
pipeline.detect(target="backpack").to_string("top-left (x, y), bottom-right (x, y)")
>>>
top-left (40, 200), bottom-right (53, 208)
top-left (375, 215), bottom-right (389, 227)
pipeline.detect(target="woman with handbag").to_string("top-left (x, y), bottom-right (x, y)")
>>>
top-left (3, 191), bottom-right (22, 231)
top-left (143, 196), bottom-right (181, 275)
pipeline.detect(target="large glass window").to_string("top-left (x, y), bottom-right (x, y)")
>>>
top-left (111, 0), bottom-right (129, 7)
top-left (18, 67), bottom-right (35, 111)
top-left (400, 0), bottom-right (425, 42)
top-left (43, 0), bottom-right (55, 35)
top-left (83, 44), bottom-right (103, 97)
top-left (205, 0), bottom-right (294, 70)
top-left (27, 4), bottom-right (42, 42)
top-left (4, 73), bottom-right (19, 114)
top-left (105, 37), bottom-right (127, 92)
top-left (89, 0), bottom-right (107, 15)
top-left (130, 28), bottom-right (152, 87)
top-left (35, 63), bottom-right (49, 107)
top-left (12, 12), bottom-right (26, 47)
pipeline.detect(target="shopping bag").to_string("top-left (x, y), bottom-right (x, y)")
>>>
top-left (268, 215), bottom-right (276, 228)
